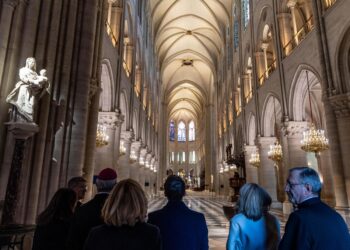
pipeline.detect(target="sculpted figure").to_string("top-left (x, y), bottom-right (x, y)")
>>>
top-left (6, 57), bottom-right (50, 122)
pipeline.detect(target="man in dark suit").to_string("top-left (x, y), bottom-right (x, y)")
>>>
top-left (148, 175), bottom-right (208, 250)
top-left (279, 167), bottom-right (350, 250)
top-left (67, 168), bottom-right (117, 250)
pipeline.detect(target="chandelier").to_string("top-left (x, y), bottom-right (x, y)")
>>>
top-left (268, 97), bottom-right (283, 163)
top-left (268, 141), bottom-right (283, 162)
top-left (249, 151), bottom-right (260, 167)
top-left (300, 70), bottom-right (329, 153)
top-left (96, 124), bottom-right (109, 147)
top-left (301, 123), bottom-right (329, 153)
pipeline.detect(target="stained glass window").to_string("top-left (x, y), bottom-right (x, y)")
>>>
top-left (178, 121), bottom-right (186, 141)
top-left (189, 121), bottom-right (195, 141)
top-left (169, 120), bottom-right (175, 141)
top-left (242, 0), bottom-right (250, 29)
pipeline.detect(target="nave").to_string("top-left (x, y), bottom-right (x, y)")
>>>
top-left (148, 191), bottom-right (287, 250)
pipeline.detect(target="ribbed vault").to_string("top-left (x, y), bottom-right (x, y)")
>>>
top-left (151, 0), bottom-right (230, 123)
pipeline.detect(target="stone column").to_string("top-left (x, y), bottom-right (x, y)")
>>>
top-left (257, 136), bottom-right (280, 208)
top-left (287, 0), bottom-right (299, 45)
top-left (330, 95), bottom-right (350, 206)
top-left (277, 13), bottom-right (293, 56)
top-left (281, 121), bottom-right (308, 213)
top-left (95, 112), bottom-right (119, 173)
top-left (244, 145), bottom-right (259, 183)
top-left (139, 147), bottom-right (148, 190)
top-left (241, 74), bottom-right (249, 103)
top-left (0, 0), bottom-right (19, 89)
top-left (154, 161), bottom-right (159, 195)
top-left (126, 44), bottom-right (133, 76)
top-left (261, 43), bottom-right (269, 79)
top-left (106, 0), bottom-right (114, 34)
top-left (0, 122), bottom-right (39, 224)
top-left (254, 51), bottom-right (265, 85)
top-left (113, 112), bottom-right (124, 166)
top-left (130, 140), bottom-right (142, 181)
top-left (117, 130), bottom-right (134, 180)
top-left (111, 6), bottom-right (122, 44)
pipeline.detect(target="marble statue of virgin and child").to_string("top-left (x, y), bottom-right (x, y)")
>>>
top-left (6, 57), bottom-right (50, 123)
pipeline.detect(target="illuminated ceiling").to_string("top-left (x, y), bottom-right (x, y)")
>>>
top-left (151, 0), bottom-right (230, 122)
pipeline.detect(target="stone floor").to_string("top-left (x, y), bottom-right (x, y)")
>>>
top-left (148, 190), bottom-right (288, 250)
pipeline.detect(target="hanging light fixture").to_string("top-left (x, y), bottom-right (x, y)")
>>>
top-left (249, 150), bottom-right (260, 167)
top-left (300, 71), bottom-right (329, 153)
top-left (268, 97), bottom-right (283, 163)
top-left (96, 124), bottom-right (109, 147)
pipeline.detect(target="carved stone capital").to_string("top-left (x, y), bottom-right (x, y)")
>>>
top-left (282, 121), bottom-right (308, 138)
top-left (98, 112), bottom-right (118, 128)
top-left (329, 94), bottom-right (350, 118)
top-left (287, 0), bottom-right (297, 8)
top-left (121, 130), bottom-right (134, 141)
top-left (257, 136), bottom-right (276, 146)
top-left (4, 0), bottom-right (19, 8)
top-left (131, 141), bottom-right (142, 151)
top-left (88, 78), bottom-right (101, 105)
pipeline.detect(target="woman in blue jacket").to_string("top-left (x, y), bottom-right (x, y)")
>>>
top-left (227, 183), bottom-right (280, 250)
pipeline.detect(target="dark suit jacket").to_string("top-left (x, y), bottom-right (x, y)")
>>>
top-left (148, 200), bottom-right (208, 250)
top-left (32, 218), bottom-right (71, 250)
top-left (279, 197), bottom-right (350, 250)
top-left (67, 193), bottom-right (109, 250)
top-left (83, 223), bottom-right (161, 250)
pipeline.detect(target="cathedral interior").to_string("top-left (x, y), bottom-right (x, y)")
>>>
top-left (0, 0), bottom-right (349, 248)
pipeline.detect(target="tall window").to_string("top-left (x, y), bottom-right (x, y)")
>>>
top-left (178, 152), bottom-right (186, 164)
top-left (169, 152), bottom-right (175, 164)
top-left (189, 151), bottom-right (196, 164)
top-left (178, 121), bottom-right (186, 141)
top-left (242, 0), bottom-right (250, 29)
top-left (233, 5), bottom-right (239, 51)
top-left (189, 121), bottom-right (195, 141)
top-left (169, 120), bottom-right (175, 141)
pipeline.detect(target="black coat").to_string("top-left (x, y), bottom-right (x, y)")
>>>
top-left (83, 223), bottom-right (161, 250)
top-left (148, 200), bottom-right (208, 250)
top-left (279, 197), bottom-right (350, 250)
top-left (32, 218), bottom-right (70, 250)
top-left (67, 193), bottom-right (109, 250)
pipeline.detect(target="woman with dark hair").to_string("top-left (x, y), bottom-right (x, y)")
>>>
top-left (84, 179), bottom-right (161, 250)
top-left (227, 183), bottom-right (280, 250)
top-left (32, 188), bottom-right (77, 250)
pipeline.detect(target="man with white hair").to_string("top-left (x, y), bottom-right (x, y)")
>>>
top-left (279, 167), bottom-right (350, 250)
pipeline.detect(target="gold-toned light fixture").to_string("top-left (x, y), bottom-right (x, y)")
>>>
top-left (249, 150), bottom-right (260, 167)
top-left (300, 71), bottom-right (329, 153)
top-left (268, 141), bottom-right (283, 162)
top-left (119, 141), bottom-right (126, 155)
top-left (96, 124), bottom-right (109, 147)
top-left (268, 97), bottom-right (283, 163)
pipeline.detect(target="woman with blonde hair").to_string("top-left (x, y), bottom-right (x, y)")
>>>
top-left (84, 179), bottom-right (161, 250)
top-left (227, 183), bottom-right (280, 250)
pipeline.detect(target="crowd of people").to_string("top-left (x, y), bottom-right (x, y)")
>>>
top-left (32, 166), bottom-right (350, 250)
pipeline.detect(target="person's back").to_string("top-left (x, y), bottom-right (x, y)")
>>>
top-left (227, 213), bottom-right (279, 250)
top-left (226, 183), bottom-right (280, 250)
top-left (32, 188), bottom-right (76, 250)
top-left (67, 168), bottom-right (117, 250)
top-left (33, 218), bottom-right (71, 250)
top-left (67, 193), bottom-right (109, 250)
top-left (84, 179), bottom-right (161, 250)
top-left (148, 175), bottom-right (208, 250)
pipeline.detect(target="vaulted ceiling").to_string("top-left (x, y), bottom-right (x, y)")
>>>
top-left (151, 0), bottom-right (231, 123)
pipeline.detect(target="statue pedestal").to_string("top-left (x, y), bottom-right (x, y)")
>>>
top-left (0, 122), bottom-right (39, 225)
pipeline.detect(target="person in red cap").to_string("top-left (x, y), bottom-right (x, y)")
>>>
top-left (67, 168), bottom-right (117, 250)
